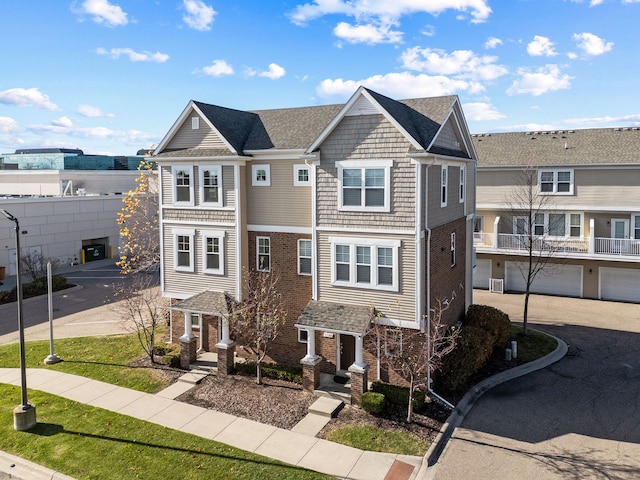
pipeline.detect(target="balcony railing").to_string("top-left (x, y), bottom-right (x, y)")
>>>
top-left (476, 233), bottom-right (640, 258)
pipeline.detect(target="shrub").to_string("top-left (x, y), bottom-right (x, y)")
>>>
top-left (234, 362), bottom-right (303, 384)
top-left (370, 381), bottom-right (425, 412)
top-left (360, 392), bottom-right (386, 415)
top-left (465, 304), bottom-right (511, 350)
top-left (1, 275), bottom-right (69, 304)
top-left (0, 291), bottom-right (16, 304)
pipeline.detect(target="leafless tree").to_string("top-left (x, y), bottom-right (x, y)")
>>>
top-left (228, 269), bottom-right (287, 384)
top-left (367, 294), bottom-right (461, 423)
top-left (20, 252), bottom-right (61, 287)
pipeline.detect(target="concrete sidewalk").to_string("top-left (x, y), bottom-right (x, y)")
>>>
top-left (0, 368), bottom-right (423, 480)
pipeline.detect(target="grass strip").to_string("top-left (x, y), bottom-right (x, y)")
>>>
top-left (326, 425), bottom-right (428, 455)
top-left (0, 384), bottom-right (329, 480)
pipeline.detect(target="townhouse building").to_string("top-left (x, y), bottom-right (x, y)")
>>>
top-left (473, 127), bottom-right (640, 303)
top-left (153, 87), bottom-right (477, 402)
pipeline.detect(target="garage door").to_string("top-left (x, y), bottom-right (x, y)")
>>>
top-left (473, 259), bottom-right (491, 289)
top-left (506, 262), bottom-right (583, 297)
top-left (600, 267), bottom-right (640, 303)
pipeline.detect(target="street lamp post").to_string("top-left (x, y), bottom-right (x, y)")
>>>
top-left (0, 209), bottom-right (37, 431)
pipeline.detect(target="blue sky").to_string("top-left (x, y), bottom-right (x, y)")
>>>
top-left (0, 0), bottom-right (638, 155)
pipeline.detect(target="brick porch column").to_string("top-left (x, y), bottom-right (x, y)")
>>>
top-left (179, 336), bottom-right (197, 369)
top-left (301, 356), bottom-right (322, 392)
top-left (216, 340), bottom-right (236, 377)
top-left (348, 363), bottom-right (369, 405)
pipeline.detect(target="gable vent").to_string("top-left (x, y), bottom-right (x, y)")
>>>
top-left (346, 96), bottom-right (379, 116)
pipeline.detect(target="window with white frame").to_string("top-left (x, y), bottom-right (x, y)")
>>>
top-left (441, 165), bottom-right (448, 207)
top-left (521, 213), bottom-right (582, 238)
top-left (298, 329), bottom-right (309, 343)
top-left (451, 232), bottom-right (456, 267)
top-left (473, 216), bottom-right (484, 242)
top-left (173, 229), bottom-right (195, 272)
top-left (257, 236), bottom-right (271, 271)
top-left (459, 166), bottom-right (465, 203)
top-left (538, 169), bottom-right (574, 195)
top-left (201, 230), bottom-right (225, 275)
top-left (570, 214), bottom-right (582, 237)
top-left (200, 165), bottom-right (222, 206)
top-left (337, 160), bottom-right (392, 212)
top-left (298, 239), bottom-right (312, 275)
top-left (252, 165), bottom-right (271, 186)
top-left (173, 166), bottom-right (194, 205)
top-left (191, 116), bottom-right (199, 130)
top-left (330, 237), bottom-right (400, 291)
top-left (293, 165), bottom-right (311, 186)
top-left (634, 215), bottom-right (640, 240)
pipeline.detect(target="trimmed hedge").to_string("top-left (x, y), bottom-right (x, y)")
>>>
top-left (465, 304), bottom-right (511, 350)
top-left (360, 392), bottom-right (386, 415)
top-left (370, 381), bottom-right (425, 412)
top-left (0, 275), bottom-right (69, 305)
top-left (234, 361), bottom-right (303, 384)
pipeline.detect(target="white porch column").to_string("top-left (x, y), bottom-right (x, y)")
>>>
top-left (493, 216), bottom-right (500, 248)
top-left (303, 329), bottom-right (319, 360)
top-left (354, 335), bottom-right (366, 368)
top-left (179, 311), bottom-right (195, 341)
top-left (219, 316), bottom-right (232, 345)
top-left (589, 218), bottom-right (595, 254)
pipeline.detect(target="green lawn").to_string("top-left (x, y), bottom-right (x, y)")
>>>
top-left (0, 334), bottom-right (168, 393)
top-left (326, 425), bottom-right (428, 455)
top-left (510, 325), bottom-right (558, 362)
top-left (0, 384), bottom-right (329, 480)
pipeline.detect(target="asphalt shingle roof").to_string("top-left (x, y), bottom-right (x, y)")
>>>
top-left (296, 301), bottom-right (374, 334)
top-left (473, 128), bottom-right (640, 167)
top-left (169, 291), bottom-right (234, 315)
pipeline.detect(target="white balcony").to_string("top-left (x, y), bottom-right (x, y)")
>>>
top-left (594, 237), bottom-right (640, 256)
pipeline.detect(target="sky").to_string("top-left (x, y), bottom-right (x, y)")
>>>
top-left (0, 0), bottom-right (639, 156)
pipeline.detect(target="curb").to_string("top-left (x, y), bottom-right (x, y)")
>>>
top-left (417, 329), bottom-right (568, 478)
top-left (0, 450), bottom-right (76, 480)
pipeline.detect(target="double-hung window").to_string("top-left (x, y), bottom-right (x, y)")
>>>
top-left (441, 165), bottom-right (448, 207)
top-left (459, 166), bottom-right (465, 203)
top-left (173, 229), bottom-right (195, 272)
top-left (298, 239), bottom-right (312, 275)
top-left (538, 169), bottom-right (574, 195)
top-left (200, 165), bottom-right (222, 206)
top-left (257, 236), bottom-right (271, 271)
top-left (634, 215), bottom-right (640, 240)
top-left (451, 232), bottom-right (456, 267)
top-left (337, 160), bottom-right (392, 212)
top-left (173, 166), bottom-right (194, 205)
top-left (330, 237), bottom-right (400, 291)
top-left (525, 213), bottom-right (582, 238)
top-left (201, 230), bottom-right (225, 275)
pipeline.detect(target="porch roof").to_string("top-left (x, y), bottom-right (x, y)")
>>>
top-left (296, 301), bottom-right (374, 335)
top-left (169, 290), bottom-right (233, 316)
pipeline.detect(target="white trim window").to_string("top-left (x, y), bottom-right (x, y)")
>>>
top-left (634, 215), bottom-right (640, 240)
top-left (451, 232), bottom-right (456, 267)
top-left (252, 165), bottom-right (271, 186)
top-left (337, 160), bottom-right (392, 212)
top-left (525, 213), bottom-right (582, 238)
top-left (538, 169), bottom-right (574, 195)
top-left (298, 239), bottom-right (312, 275)
top-left (293, 165), bottom-right (311, 186)
top-left (172, 165), bottom-right (194, 205)
top-left (459, 166), bottom-right (465, 203)
top-left (473, 216), bottom-right (484, 243)
top-left (199, 165), bottom-right (222, 206)
top-left (298, 329), bottom-right (309, 343)
top-left (441, 165), bottom-right (448, 207)
top-left (330, 237), bottom-right (400, 291)
top-left (257, 236), bottom-right (271, 271)
top-left (191, 116), bottom-right (200, 130)
top-left (173, 228), bottom-right (195, 272)
top-left (201, 230), bottom-right (225, 275)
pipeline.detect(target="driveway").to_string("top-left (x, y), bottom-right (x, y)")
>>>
top-left (430, 290), bottom-right (640, 480)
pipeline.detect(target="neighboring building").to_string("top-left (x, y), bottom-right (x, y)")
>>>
top-left (153, 86), bottom-right (477, 402)
top-left (473, 127), bottom-right (640, 303)
top-left (0, 149), bottom-right (145, 275)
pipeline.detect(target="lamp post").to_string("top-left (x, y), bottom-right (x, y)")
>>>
top-left (0, 209), bottom-right (37, 431)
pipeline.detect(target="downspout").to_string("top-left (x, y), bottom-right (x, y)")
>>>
top-left (415, 161), bottom-right (424, 329)
top-left (306, 158), bottom-right (319, 300)
top-left (157, 162), bottom-right (166, 296)
top-left (234, 163), bottom-right (242, 301)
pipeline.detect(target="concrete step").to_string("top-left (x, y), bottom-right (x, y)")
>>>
top-left (291, 413), bottom-right (332, 436)
top-left (315, 388), bottom-right (351, 405)
top-left (178, 370), bottom-right (209, 385)
top-left (307, 396), bottom-right (344, 418)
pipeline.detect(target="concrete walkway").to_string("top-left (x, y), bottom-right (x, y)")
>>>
top-left (0, 368), bottom-right (423, 480)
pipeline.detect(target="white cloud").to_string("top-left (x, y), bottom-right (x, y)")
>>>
top-left (462, 102), bottom-right (506, 121)
top-left (259, 63), bottom-right (286, 80)
top-left (202, 60), bottom-right (234, 77)
top-left (52, 117), bottom-right (74, 128)
top-left (77, 104), bottom-right (114, 117)
top-left (572, 32), bottom-right (613, 56)
top-left (527, 36), bottom-right (557, 57)
top-left (96, 47), bottom-right (169, 62)
top-left (0, 88), bottom-right (59, 111)
top-left (485, 37), bottom-right (503, 49)
top-left (317, 72), bottom-right (483, 100)
top-left (421, 25), bottom-right (436, 37)
top-left (333, 21), bottom-right (403, 44)
top-left (401, 47), bottom-right (508, 82)
top-left (0, 117), bottom-right (19, 133)
top-left (563, 113), bottom-right (640, 126)
top-left (182, 0), bottom-right (216, 31)
top-left (77, 0), bottom-right (128, 27)
top-left (289, 0), bottom-right (492, 25)
top-left (507, 64), bottom-right (573, 96)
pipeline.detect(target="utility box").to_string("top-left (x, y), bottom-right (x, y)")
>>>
top-left (83, 244), bottom-right (106, 262)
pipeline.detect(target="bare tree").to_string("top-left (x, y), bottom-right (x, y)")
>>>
top-left (504, 166), bottom-right (568, 335)
top-left (20, 252), bottom-right (61, 288)
top-left (116, 158), bottom-right (159, 274)
top-left (228, 269), bottom-right (287, 384)
top-left (114, 274), bottom-right (166, 363)
top-left (368, 294), bottom-right (461, 423)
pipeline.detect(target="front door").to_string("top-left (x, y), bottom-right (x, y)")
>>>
top-left (611, 219), bottom-right (629, 253)
top-left (339, 334), bottom-right (355, 372)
